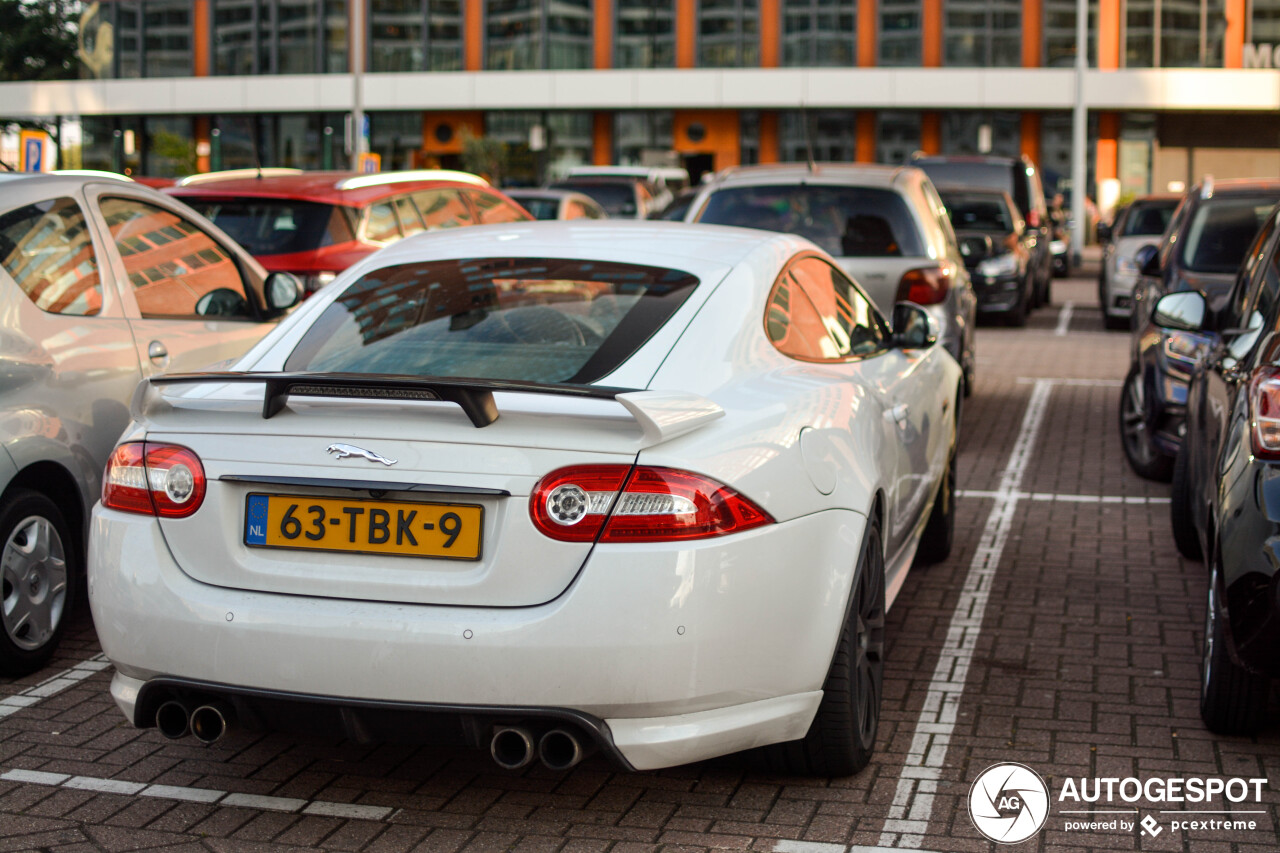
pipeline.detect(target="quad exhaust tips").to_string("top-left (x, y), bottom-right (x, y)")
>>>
top-left (189, 702), bottom-right (233, 745)
top-left (155, 700), bottom-right (190, 740)
top-left (490, 726), bottom-right (536, 769)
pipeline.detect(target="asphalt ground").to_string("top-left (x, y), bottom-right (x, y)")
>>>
top-left (2, 257), bottom-right (1279, 852)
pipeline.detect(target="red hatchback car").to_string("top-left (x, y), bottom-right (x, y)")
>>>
top-left (166, 169), bottom-right (533, 292)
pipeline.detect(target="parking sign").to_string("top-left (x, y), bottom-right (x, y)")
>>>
top-left (19, 130), bottom-right (48, 172)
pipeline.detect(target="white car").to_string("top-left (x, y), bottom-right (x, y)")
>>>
top-left (1098, 194), bottom-right (1180, 329)
top-left (88, 221), bottom-right (960, 776)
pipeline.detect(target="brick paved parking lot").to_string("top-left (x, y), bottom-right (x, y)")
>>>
top-left (3, 264), bottom-right (1279, 852)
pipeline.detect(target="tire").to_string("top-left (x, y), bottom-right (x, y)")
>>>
top-left (1170, 448), bottom-right (1202, 560)
top-left (0, 489), bottom-right (76, 676)
top-left (916, 423), bottom-right (958, 565)
top-left (1119, 366), bottom-right (1174, 481)
top-left (1200, 560), bottom-right (1269, 735)
top-left (766, 518), bottom-right (885, 777)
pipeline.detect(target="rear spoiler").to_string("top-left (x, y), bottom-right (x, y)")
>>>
top-left (140, 372), bottom-right (723, 445)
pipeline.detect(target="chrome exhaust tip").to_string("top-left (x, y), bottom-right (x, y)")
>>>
top-left (538, 728), bottom-right (587, 771)
top-left (490, 726), bottom-right (536, 770)
top-left (189, 702), bottom-right (232, 745)
top-left (155, 700), bottom-right (190, 740)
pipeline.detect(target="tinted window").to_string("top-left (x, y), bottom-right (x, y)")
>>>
top-left (413, 190), bottom-right (475, 229)
top-left (1180, 197), bottom-right (1278, 274)
top-left (100, 197), bottom-right (252, 320)
top-left (0, 197), bottom-right (102, 316)
top-left (941, 192), bottom-right (1014, 232)
top-left (183, 199), bottom-right (355, 256)
top-left (364, 201), bottom-right (401, 243)
top-left (789, 256), bottom-right (887, 358)
top-left (1121, 201), bottom-right (1177, 237)
top-left (468, 191), bottom-right (530, 224)
top-left (511, 196), bottom-right (561, 220)
top-left (916, 160), bottom-right (1030, 214)
top-left (765, 271), bottom-right (835, 361)
top-left (285, 257), bottom-right (699, 384)
top-left (549, 182), bottom-right (637, 216)
top-left (698, 185), bottom-right (925, 258)
top-left (395, 195), bottom-right (426, 235)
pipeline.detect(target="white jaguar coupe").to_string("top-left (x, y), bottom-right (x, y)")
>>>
top-left (89, 221), bottom-right (961, 776)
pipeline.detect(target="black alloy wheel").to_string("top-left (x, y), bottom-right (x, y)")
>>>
top-left (1199, 560), bottom-right (1269, 735)
top-left (1119, 366), bottom-right (1174, 481)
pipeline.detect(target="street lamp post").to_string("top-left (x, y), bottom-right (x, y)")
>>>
top-left (351, 0), bottom-right (365, 170)
top-left (1070, 0), bottom-right (1087, 269)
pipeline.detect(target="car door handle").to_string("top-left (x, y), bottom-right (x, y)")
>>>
top-left (148, 341), bottom-right (169, 364)
top-left (884, 403), bottom-right (909, 424)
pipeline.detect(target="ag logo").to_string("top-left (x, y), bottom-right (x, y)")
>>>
top-left (968, 762), bottom-right (1050, 844)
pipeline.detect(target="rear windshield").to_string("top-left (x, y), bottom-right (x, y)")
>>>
top-left (185, 198), bottom-right (355, 256)
top-left (917, 161), bottom-right (1028, 212)
top-left (549, 182), bottom-right (636, 216)
top-left (1181, 197), bottom-right (1278, 274)
top-left (1121, 201), bottom-right (1178, 237)
top-left (285, 257), bottom-right (700, 384)
top-left (510, 196), bottom-right (560, 220)
top-left (940, 192), bottom-right (1014, 233)
top-left (696, 185), bottom-right (925, 258)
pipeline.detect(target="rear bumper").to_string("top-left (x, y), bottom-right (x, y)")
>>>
top-left (89, 504), bottom-right (864, 769)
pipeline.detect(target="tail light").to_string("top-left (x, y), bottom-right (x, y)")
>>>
top-left (1250, 367), bottom-right (1280, 460)
top-left (898, 266), bottom-right (952, 306)
top-left (103, 442), bottom-right (207, 518)
top-left (530, 465), bottom-right (773, 543)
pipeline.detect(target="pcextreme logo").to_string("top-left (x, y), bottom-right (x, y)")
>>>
top-left (968, 763), bottom-right (1050, 844)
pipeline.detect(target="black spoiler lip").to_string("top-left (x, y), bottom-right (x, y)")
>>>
top-left (147, 372), bottom-right (638, 428)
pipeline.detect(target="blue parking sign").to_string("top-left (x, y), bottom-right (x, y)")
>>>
top-left (22, 135), bottom-right (42, 172)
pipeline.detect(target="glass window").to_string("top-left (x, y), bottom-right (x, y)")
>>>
top-left (284, 257), bottom-right (701, 384)
top-left (616, 0), bottom-right (676, 68)
top-left (1127, 0), bottom-right (1221, 67)
top-left (1181, 198), bottom-right (1280, 274)
top-left (486, 0), bottom-right (591, 69)
top-left (144, 116), bottom-right (197, 177)
top-left (548, 181), bottom-right (639, 217)
top-left (365, 201), bottom-right (403, 243)
top-left (1256, 0), bottom-right (1280, 46)
top-left (468, 191), bottom-right (531, 224)
top-left (371, 0), bottom-right (464, 71)
top-left (697, 185), bottom-right (926, 258)
top-left (938, 111), bottom-right (1021, 157)
top-left (184, 198), bottom-right (357, 255)
top-left (879, 0), bottom-right (921, 65)
top-left (214, 0), bottom-right (341, 74)
top-left (0, 198), bottom-right (102, 317)
top-left (511, 195), bottom-right (561, 220)
top-left (278, 0), bottom-right (320, 73)
top-left (612, 111), bottom-right (673, 167)
top-left (548, 0), bottom-right (592, 68)
top-left (765, 270), bottom-right (837, 361)
top-left (781, 0), bottom-right (856, 67)
top-left (698, 0), bottom-right (759, 67)
top-left (789, 257), bottom-right (887, 358)
top-left (214, 0), bottom-right (259, 74)
top-left (944, 0), bottom-right (1019, 66)
top-left (85, 0), bottom-right (193, 79)
top-left (940, 191), bottom-right (1016, 233)
top-left (1043, 0), bottom-right (1097, 67)
top-left (780, 111), bottom-right (856, 163)
top-left (395, 196), bottom-right (426, 235)
top-left (413, 190), bottom-right (476, 228)
top-left (876, 111), bottom-right (920, 165)
top-left (99, 198), bottom-right (251, 320)
top-left (1121, 200), bottom-right (1178, 237)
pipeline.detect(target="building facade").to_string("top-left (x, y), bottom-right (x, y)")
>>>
top-left (5, 0), bottom-right (1280, 201)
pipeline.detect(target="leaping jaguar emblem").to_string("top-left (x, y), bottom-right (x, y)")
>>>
top-left (326, 443), bottom-right (397, 466)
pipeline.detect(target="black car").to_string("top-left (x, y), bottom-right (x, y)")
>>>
top-left (940, 187), bottom-right (1034, 325)
top-left (1160, 201), bottom-right (1280, 733)
top-left (1120, 180), bottom-right (1280, 480)
top-left (911, 153), bottom-right (1053, 308)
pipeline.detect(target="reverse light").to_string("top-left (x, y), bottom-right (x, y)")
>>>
top-left (103, 442), bottom-right (207, 518)
top-left (898, 266), bottom-right (952, 306)
top-left (530, 465), bottom-right (773, 543)
top-left (1249, 367), bottom-right (1280, 460)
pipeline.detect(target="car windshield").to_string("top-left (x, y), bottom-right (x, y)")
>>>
top-left (697, 185), bottom-right (924, 257)
top-left (185, 198), bottom-right (355, 256)
top-left (285, 257), bottom-right (700, 384)
top-left (509, 196), bottom-right (561, 220)
top-left (941, 193), bottom-right (1014, 233)
top-left (549, 182), bottom-right (636, 216)
top-left (1121, 201), bottom-right (1177, 237)
top-left (1180, 197), bottom-right (1278, 274)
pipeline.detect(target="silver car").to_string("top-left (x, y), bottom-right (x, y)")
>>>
top-left (1098, 194), bottom-right (1181, 329)
top-left (0, 171), bottom-right (299, 675)
top-left (685, 164), bottom-right (977, 393)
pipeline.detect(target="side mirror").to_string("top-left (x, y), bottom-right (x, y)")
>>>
top-left (265, 271), bottom-right (303, 314)
top-left (1136, 244), bottom-right (1161, 278)
top-left (1097, 222), bottom-right (1112, 243)
top-left (891, 302), bottom-right (938, 349)
top-left (1152, 291), bottom-right (1206, 332)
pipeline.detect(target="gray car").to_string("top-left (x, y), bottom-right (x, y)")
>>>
top-left (685, 163), bottom-right (978, 394)
top-left (0, 171), bottom-right (300, 675)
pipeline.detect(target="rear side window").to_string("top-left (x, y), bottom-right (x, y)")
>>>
top-left (395, 195), bottom-right (426, 235)
top-left (698, 185), bottom-right (925, 258)
top-left (514, 197), bottom-right (560, 220)
top-left (285, 258), bottom-right (700, 384)
top-left (764, 272), bottom-right (833, 361)
top-left (788, 257), bottom-right (888, 358)
top-left (468, 191), bottom-right (530, 224)
top-left (0, 196), bottom-right (102, 316)
top-left (1180, 197), bottom-right (1278, 274)
top-left (1121, 201), bottom-right (1176, 237)
top-left (414, 191), bottom-right (475, 229)
top-left (364, 201), bottom-right (401, 243)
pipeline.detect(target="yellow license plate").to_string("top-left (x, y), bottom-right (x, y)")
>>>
top-left (244, 493), bottom-right (483, 560)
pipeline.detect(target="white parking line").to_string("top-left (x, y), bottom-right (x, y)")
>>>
top-left (774, 844), bottom-right (945, 853)
top-left (875, 379), bottom-right (1053, 848)
top-left (0, 767), bottom-right (394, 820)
top-left (958, 489), bottom-right (1171, 505)
top-left (1055, 301), bottom-right (1075, 335)
top-left (1016, 376), bottom-right (1122, 387)
top-left (0, 655), bottom-right (110, 719)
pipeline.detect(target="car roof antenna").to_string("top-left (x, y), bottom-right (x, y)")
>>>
top-left (241, 116), bottom-right (264, 180)
top-left (802, 104), bottom-right (816, 174)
